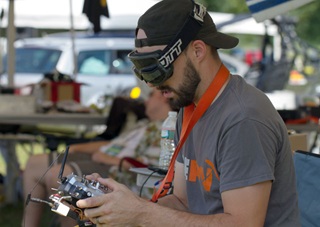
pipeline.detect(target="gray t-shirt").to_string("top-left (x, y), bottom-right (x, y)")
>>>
top-left (176, 75), bottom-right (300, 226)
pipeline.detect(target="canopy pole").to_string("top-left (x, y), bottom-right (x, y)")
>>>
top-left (69, 0), bottom-right (77, 79)
top-left (7, 0), bottom-right (15, 88)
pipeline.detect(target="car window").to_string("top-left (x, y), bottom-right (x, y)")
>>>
top-left (77, 49), bottom-right (133, 75)
top-left (3, 48), bottom-right (62, 73)
top-left (78, 50), bottom-right (111, 75)
top-left (111, 50), bottom-right (133, 74)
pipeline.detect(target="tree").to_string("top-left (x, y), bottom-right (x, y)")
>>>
top-left (200, 0), bottom-right (248, 13)
top-left (291, 1), bottom-right (320, 46)
top-left (201, 0), bottom-right (319, 47)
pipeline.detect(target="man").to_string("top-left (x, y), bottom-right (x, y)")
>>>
top-left (23, 88), bottom-right (173, 227)
top-left (77, 0), bottom-right (300, 226)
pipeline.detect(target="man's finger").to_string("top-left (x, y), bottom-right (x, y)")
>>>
top-left (85, 173), bottom-right (101, 181)
top-left (77, 194), bottom-right (105, 208)
top-left (96, 177), bottom-right (118, 191)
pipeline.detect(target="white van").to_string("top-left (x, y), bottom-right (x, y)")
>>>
top-left (0, 36), bottom-right (137, 106)
top-left (0, 35), bottom-right (249, 106)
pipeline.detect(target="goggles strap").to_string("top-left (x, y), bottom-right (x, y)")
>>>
top-left (151, 64), bottom-right (230, 203)
top-left (158, 2), bottom-right (206, 68)
top-left (135, 1), bottom-right (206, 68)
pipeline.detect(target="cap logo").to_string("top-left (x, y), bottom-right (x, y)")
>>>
top-left (193, 2), bottom-right (206, 23)
top-left (159, 39), bottom-right (182, 68)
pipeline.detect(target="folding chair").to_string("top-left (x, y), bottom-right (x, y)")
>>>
top-left (293, 150), bottom-right (320, 226)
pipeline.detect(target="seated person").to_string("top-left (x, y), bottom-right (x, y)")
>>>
top-left (44, 95), bottom-right (147, 151)
top-left (22, 89), bottom-right (174, 227)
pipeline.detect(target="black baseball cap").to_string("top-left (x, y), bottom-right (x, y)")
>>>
top-left (135, 0), bottom-right (239, 49)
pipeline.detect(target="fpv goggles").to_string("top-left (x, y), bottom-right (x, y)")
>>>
top-left (128, 1), bottom-right (206, 86)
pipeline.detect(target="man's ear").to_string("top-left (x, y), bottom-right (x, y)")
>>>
top-left (191, 40), bottom-right (207, 61)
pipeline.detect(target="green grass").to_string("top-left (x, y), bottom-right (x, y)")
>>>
top-left (0, 202), bottom-right (26, 226)
top-left (0, 142), bottom-right (66, 227)
top-left (0, 201), bottom-right (57, 227)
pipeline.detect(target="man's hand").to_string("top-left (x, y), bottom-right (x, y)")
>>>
top-left (77, 174), bottom-right (149, 226)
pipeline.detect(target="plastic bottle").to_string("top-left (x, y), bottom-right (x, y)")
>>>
top-left (159, 111), bottom-right (178, 170)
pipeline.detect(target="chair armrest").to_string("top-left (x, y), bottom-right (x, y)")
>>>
top-left (118, 157), bottom-right (147, 172)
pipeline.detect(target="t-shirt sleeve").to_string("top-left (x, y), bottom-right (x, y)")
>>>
top-left (218, 119), bottom-right (277, 193)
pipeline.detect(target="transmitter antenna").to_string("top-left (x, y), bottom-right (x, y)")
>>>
top-left (58, 146), bottom-right (69, 180)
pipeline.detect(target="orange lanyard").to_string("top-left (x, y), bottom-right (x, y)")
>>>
top-left (151, 64), bottom-right (230, 202)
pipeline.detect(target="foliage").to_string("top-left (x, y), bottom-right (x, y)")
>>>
top-left (199, 0), bottom-right (249, 13)
top-left (290, 1), bottom-right (320, 47)
top-left (201, 0), bottom-right (319, 47)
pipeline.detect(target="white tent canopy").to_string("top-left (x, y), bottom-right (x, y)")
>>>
top-left (218, 15), bottom-right (277, 36)
top-left (0, 0), bottom-right (276, 35)
top-left (0, 0), bottom-right (280, 88)
top-left (0, 0), bottom-right (159, 30)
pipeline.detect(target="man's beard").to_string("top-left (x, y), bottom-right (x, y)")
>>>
top-left (160, 58), bottom-right (200, 110)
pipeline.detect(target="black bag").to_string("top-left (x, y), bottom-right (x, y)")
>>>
top-left (255, 59), bottom-right (291, 92)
